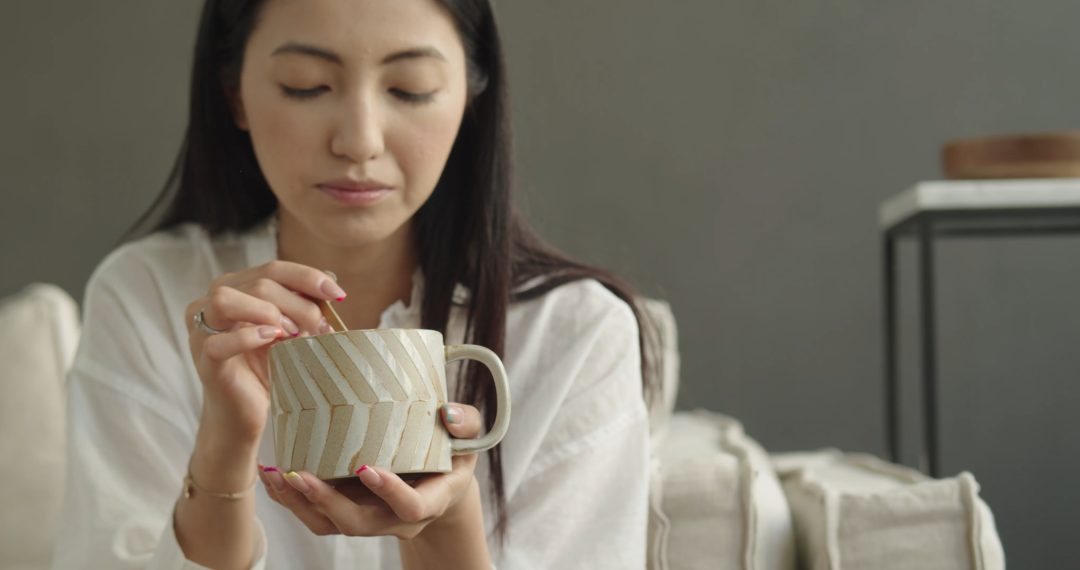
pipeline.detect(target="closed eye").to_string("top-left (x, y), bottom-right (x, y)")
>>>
top-left (390, 88), bottom-right (436, 105)
top-left (279, 84), bottom-right (436, 105)
top-left (280, 85), bottom-right (329, 100)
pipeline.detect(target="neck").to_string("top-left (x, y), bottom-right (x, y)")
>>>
top-left (275, 212), bottom-right (418, 330)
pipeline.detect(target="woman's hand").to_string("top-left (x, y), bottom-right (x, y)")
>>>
top-left (184, 260), bottom-right (347, 444)
top-left (258, 403), bottom-right (485, 540)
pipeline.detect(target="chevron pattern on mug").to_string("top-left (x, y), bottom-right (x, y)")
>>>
top-left (268, 329), bottom-right (453, 479)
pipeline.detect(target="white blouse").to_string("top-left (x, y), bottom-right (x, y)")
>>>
top-left (52, 215), bottom-right (649, 569)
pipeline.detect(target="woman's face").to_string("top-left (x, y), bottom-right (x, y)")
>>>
top-left (232, 0), bottom-right (469, 247)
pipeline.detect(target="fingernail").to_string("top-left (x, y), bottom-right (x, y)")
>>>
top-left (320, 278), bottom-right (347, 300)
top-left (356, 465), bottom-right (383, 488)
top-left (443, 404), bottom-right (462, 425)
top-left (284, 471), bottom-right (311, 494)
top-left (281, 316), bottom-right (300, 336)
top-left (323, 271), bottom-right (346, 301)
top-left (318, 317), bottom-right (333, 335)
top-left (263, 467), bottom-right (286, 491)
top-left (259, 326), bottom-right (282, 339)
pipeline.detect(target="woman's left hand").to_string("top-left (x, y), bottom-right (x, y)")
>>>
top-left (258, 403), bottom-right (483, 540)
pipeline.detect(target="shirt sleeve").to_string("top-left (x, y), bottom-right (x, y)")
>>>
top-left (498, 299), bottom-right (650, 569)
top-left (51, 250), bottom-right (268, 570)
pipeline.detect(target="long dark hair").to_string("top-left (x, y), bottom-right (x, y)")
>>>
top-left (125, 0), bottom-right (661, 550)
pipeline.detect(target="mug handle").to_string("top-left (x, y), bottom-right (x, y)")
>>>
top-left (444, 344), bottom-right (512, 454)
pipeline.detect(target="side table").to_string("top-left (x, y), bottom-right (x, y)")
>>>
top-left (880, 178), bottom-right (1080, 476)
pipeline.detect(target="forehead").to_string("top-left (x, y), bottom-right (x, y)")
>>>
top-left (249, 0), bottom-right (464, 65)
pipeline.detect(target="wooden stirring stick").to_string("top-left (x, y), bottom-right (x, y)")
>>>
top-left (319, 270), bottom-right (349, 333)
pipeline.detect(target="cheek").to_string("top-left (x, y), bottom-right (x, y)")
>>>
top-left (245, 92), bottom-right (321, 190)
top-left (393, 106), bottom-right (464, 197)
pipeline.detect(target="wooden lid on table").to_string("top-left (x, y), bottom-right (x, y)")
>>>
top-left (942, 131), bottom-right (1080, 179)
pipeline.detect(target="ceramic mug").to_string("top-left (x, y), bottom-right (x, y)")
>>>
top-left (267, 328), bottom-right (511, 480)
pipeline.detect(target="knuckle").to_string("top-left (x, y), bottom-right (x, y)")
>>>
top-left (249, 278), bottom-right (273, 297)
top-left (263, 260), bottom-right (286, 275)
top-left (208, 287), bottom-right (231, 311)
top-left (399, 503), bottom-right (427, 524)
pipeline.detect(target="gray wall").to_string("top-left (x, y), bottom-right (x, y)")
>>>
top-left (3, 1), bottom-right (1077, 566)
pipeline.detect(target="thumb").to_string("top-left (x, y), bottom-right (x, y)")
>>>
top-left (441, 403), bottom-right (483, 439)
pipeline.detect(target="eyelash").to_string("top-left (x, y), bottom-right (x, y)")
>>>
top-left (390, 88), bottom-right (436, 105)
top-left (279, 85), bottom-right (435, 105)
top-left (280, 85), bottom-right (327, 100)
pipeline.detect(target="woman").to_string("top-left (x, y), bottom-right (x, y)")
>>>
top-left (54, 0), bottom-right (659, 568)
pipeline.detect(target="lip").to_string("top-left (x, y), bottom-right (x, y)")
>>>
top-left (316, 178), bottom-right (394, 206)
top-left (318, 178), bottom-right (393, 192)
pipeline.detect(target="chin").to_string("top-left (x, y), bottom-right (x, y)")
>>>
top-left (322, 218), bottom-right (408, 247)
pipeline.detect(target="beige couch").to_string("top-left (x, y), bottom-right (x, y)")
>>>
top-left (1, 285), bottom-right (1005, 569)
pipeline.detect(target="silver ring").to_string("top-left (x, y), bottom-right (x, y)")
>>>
top-left (193, 309), bottom-right (227, 335)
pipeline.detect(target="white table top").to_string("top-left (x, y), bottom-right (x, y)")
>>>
top-left (879, 178), bottom-right (1080, 228)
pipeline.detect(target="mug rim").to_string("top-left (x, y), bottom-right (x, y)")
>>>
top-left (268, 328), bottom-right (444, 351)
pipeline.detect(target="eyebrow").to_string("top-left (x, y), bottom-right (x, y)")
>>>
top-left (270, 42), bottom-right (447, 66)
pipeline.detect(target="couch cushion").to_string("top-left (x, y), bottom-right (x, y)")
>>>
top-left (0, 283), bottom-right (80, 570)
top-left (772, 450), bottom-right (1005, 570)
top-left (649, 409), bottom-right (796, 570)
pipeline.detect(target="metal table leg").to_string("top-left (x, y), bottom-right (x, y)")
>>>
top-left (883, 231), bottom-right (899, 463)
top-left (918, 216), bottom-right (940, 477)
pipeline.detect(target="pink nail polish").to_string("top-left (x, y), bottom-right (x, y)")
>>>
top-left (356, 464), bottom-right (383, 488)
top-left (261, 466), bottom-right (280, 473)
top-left (336, 295), bottom-right (346, 302)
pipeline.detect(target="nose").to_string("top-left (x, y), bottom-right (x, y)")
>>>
top-left (329, 90), bottom-right (385, 163)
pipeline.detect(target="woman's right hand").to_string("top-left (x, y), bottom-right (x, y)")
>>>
top-left (184, 260), bottom-right (348, 447)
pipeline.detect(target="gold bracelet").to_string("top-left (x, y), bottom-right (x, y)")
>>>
top-left (182, 463), bottom-right (258, 501)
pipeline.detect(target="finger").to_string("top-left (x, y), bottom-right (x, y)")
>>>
top-left (257, 465), bottom-right (290, 505)
top-left (257, 467), bottom-right (282, 505)
top-left (239, 260), bottom-right (348, 302)
top-left (441, 403), bottom-right (484, 440)
top-left (237, 277), bottom-right (328, 336)
top-left (283, 471), bottom-right (396, 534)
top-left (200, 285), bottom-right (299, 336)
top-left (202, 325), bottom-right (283, 361)
top-left (411, 468), bottom-right (477, 517)
top-left (419, 447), bottom-right (480, 502)
top-left (263, 469), bottom-right (340, 535)
top-left (354, 465), bottom-right (440, 524)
